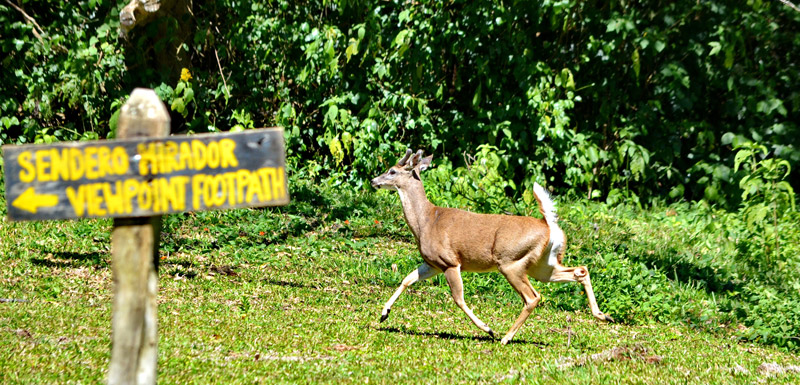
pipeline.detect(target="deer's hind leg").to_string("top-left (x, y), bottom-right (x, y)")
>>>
top-left (498, 260), bottom-right (542, 345)
top-left (548, 264), bottom-right (614, 322)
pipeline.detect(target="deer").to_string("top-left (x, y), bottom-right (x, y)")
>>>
top-left (371, 149), bottom-right (614, 344)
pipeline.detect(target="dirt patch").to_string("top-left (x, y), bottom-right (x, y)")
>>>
top-left (556, 344), bottom-right (663, 370)
top-left (256, 353), bottom-right (335, 362)
top-left (757, 362), bottom-right (800, 377)
top-left (15, 329), bottom-right (33, 339)
top-left (329, 343), bottom-right (363, 352)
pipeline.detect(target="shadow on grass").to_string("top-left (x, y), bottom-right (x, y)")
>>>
top-left (377, 325), bottom-right (547, 346)
top-left (263, 278), bottom-right (307, 288)
top-left (163, 259), bottom-right (200, 269)
top-left (31, 251), bottom-right (106, 268)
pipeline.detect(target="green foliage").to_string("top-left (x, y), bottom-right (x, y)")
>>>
top-left (2, 0), bottom-right (799, 206)
top-left (732, 141), bottom-right (796, 267)
top-left (425, 145), bottom-right (522, 215)
top-left (552, 197), bottom-right (800, 351)
top-left (1, 0), bottom-right (125, 145)
top-left (735, 142), bottom-right (795, 214)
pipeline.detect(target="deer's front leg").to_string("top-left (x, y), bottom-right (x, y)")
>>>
top-left (443, 266), bottom-right (495, 339)
top-left (381, 262), bottom-right (440, 322)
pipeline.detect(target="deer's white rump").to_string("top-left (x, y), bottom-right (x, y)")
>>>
top-left (371, 149), bottom-right (613, 345)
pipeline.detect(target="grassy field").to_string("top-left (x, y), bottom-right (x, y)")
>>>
top-left (1, 177), bottom-right (799, 384)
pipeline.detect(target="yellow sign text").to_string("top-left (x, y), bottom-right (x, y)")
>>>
top-left (191, 167), bottom-right (286, 209)
top-left (62, 166), bottom-right (286, 217)
top-left (65, 177), bottom-right (190, 217)
top-left (18, 146), bottom-right (129, 183)
top-left (137, 139), bottom-right (239, 176)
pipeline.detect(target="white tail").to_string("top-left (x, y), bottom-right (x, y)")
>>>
top-left (533, 182), bottom-right (565, 268)
top-left (372, 149), bottom-right (613, 345)
top-left (533, 183), bottom-right (557, 226)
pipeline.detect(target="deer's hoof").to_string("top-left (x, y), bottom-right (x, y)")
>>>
top-left (487, 329), bottom-right (496, 339)
top-left (596, 312), bottom-right (614, 323)
top-left (380, 310), bottom-right (390, 323)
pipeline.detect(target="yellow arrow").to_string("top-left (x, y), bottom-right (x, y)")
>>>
top-left (11, 187), bottom-right (59, 214)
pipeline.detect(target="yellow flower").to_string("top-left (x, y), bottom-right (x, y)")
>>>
top-left (180, 68), bottom-right (192, 82)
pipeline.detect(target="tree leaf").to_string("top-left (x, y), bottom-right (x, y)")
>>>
top-left (183, 88), bottom-right (194, 104)
top-left (472, 83), bottom-right (482, 108)
top-left (345, 38), bottom-right (358, 63)
top-left (171, 97), bottom-right (185, 114)
top-left (734, 149), bottom-right (752, 172)
top-left (325, 105), bottom-right (339, 126)
top-left (708, 41), bottom-right (722, 56)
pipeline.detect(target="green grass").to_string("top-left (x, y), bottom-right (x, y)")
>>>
top-left (1, 177), bottom-right (799, 384)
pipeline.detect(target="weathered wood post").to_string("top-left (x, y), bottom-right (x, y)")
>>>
top-left (108, 88), bottom-right (168, 385)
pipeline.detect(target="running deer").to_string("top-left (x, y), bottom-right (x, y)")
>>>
top-left (371, 149), bottom-right (613, 344)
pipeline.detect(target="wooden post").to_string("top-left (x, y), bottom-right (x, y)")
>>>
top-left (108, 89), bottom-right (169, 385)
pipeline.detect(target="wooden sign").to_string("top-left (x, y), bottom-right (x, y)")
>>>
top-left (0, 88), bottom-right (291, 385)
top-left (2, 128), bottom-right (289, 221)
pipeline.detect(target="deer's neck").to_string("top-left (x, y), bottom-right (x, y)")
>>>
top-left (396, 181), bottom-right (434, 240)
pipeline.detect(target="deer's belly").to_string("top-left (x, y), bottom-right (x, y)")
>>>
top-left (460, 261), bottom-right (498, 273)
top-left (420, 250), bottom-right (496, 272)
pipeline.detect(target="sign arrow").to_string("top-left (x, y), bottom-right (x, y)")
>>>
top-left (11, 187), bottom-right (59, 214)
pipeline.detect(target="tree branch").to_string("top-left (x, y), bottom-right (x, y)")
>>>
top-left (214, 47), bottom-right (231, 100)
top-left (778, 0), bottom-right (800, 13)
top-left (4, 0), bottom-right (45, 44)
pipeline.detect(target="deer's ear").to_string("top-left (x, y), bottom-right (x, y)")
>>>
top-left (418, 155), bottom-right (433, 171)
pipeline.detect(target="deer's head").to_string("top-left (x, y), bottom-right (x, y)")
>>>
top-left (371, 149), bottom-right (432, 191)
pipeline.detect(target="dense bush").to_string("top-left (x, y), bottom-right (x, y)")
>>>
top-left (2, 0), bottom-right (799, 205)
top-left (1, 0), bottom-right (125, 147)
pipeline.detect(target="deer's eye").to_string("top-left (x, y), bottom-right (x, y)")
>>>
top-left (389, 169), bottom-right (397, 175)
